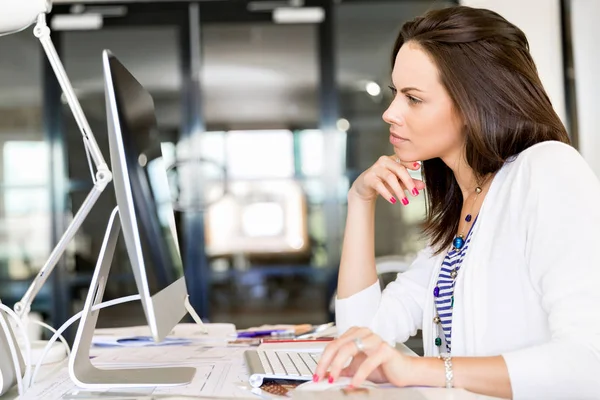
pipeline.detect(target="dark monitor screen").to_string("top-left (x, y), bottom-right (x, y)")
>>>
top-left (108, 54), bottom-right (183, 295)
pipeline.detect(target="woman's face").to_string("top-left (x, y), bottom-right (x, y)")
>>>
top-left (383, 42), bottom-right (464, 164)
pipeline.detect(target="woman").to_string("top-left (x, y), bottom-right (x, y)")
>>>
top-left (314, 6), bottom-right (600, 400)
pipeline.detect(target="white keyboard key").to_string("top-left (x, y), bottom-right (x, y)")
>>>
top-left (300, 352), bottom-right (318, 371)
top-left (258, 351), bottom-right (273, 375)
top-left (265, 351), bottom-right (286, 375)
top-left (277, 352), bottom-right (300, 376)
top-left (288, 352), bottom-right (312, 377)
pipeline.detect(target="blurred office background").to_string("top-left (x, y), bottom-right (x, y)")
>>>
top-left (0, 0), bottom-right (597, 356)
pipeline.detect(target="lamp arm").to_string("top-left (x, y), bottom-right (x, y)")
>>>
top-left (34, 14), bottom-right (109, 171)
top-left (13, 13), bottom-right (113, 318)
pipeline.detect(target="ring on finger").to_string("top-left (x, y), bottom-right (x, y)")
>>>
top-left (354, 337), bottom-right (366, 352)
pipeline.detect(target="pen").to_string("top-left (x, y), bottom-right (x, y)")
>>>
top-left (260, 337), bottom-right (335, 344)
top-left (236, 329), bottom-right (293, 338)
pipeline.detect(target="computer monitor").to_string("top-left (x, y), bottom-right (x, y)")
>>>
top-left (68, 50), bottom-right (197, 388)
top-left (102, 50), bottom-right (188, 342)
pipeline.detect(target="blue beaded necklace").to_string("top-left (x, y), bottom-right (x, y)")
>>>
top-left (453, 186), bottom-right (482, 251)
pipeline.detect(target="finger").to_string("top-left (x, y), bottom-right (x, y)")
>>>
top-left (314, 327), bottom-right (371, 379)
top-left (340, 366), bottom-right (355, 377)
top-left (380, 171), bottom-right (409, 206)
top-left (374, 179), bottom-right (399, 205)
top-left (351, 343), bottom-right (393, 387)
top-left (390, 155), bottom-right (421, 171)
top-left (389, 177), bottom-right (426, 192)
top-left (377, 156), bottom-right (421, 198)
top-left (388, 156), bottom-right (426, 192)
top-left (414, 179), bottom-right (426, 191)
top-left (384, 157), bottom-right (422, 197)
top-left (328, 334), bottom-right (383, 383)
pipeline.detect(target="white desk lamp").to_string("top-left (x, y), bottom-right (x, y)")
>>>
top-left (0, 1), bottom-right (113, 321)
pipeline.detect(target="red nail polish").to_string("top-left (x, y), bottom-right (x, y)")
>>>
top-left (390, 197), bottom-right (397, 204)
top-left (328, 376), bottom-right (334, 384)
top-left (313, 374), bottom-right (319, 382)
top-left (411, 188), bottom-right (419, 196)
top-left (414, 162), bottom-right (420, 168)
top-left (401, 197), bottom-right (409, 206)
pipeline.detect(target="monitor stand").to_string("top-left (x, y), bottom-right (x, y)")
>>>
top-left (69, 207), bottom-right (196, 389)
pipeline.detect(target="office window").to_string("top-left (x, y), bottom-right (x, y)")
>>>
top-left (1, 141), bottom-right (50, 278)
top-left (3, 141), bottom-right (49, 185)
top-left (0, 187), bottom-right (51, 278)
top-left (226, 130), bottom-right (295, 179)
top-left (298, 129), bottom-right (347, 182)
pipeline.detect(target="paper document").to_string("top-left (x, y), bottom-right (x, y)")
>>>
top-left (92, 335), bottom-right (195, 347)
top-left (25, 341), bottom-right (254, 399)
top-left (24, 358), bottom-right (254, 400)
top-left (91, 323), bottom-right (237, 350)
top-left (92, 345), bottom-right (247, 367)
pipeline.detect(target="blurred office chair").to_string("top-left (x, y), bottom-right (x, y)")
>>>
top-left (328, 254), bottom-right (414, 314)
top-left (327, 253), bottom-right (424, 355)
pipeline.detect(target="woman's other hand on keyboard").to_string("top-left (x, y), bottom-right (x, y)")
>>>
top-left (313, 327), bottom-right (415, 388)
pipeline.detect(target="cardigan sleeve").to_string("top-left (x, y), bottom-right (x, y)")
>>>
top-left (501, 142), bottom-right (600, 400)
top-left (335, 247), bottom-right (436, 345)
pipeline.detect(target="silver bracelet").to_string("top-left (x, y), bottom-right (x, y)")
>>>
top-left (438, 353), bottom-right (454, 389)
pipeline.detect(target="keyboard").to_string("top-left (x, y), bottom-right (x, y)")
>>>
top-left (244, 349), bottom-right (321, 388)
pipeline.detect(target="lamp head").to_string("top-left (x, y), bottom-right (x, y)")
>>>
top-left (0, 0), bottom-right (52, 37)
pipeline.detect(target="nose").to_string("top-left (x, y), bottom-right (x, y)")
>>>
top-left (382, 99), bottom-right (404, 127)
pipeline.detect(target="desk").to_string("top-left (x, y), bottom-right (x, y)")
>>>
top-left (1, 324), bottom-right (505, 400)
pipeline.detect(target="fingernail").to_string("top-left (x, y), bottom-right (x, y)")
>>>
top-left (389, 197), bottom-right (397, 204)
top-left (411, 188), bottom-right (419, 196)
top-left (413, 162), bottom-right (420, 168)
top-left (401, 197), bottom-right (409, 206)
top-left (348, 385), bottom-right (355, 389)
top-left (328, 376), bottom-right (334, 384)
top-left (313, 374), bottom-right (319, 382)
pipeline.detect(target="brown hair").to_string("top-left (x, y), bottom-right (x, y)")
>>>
top-left (392, 6), bottom-right (570, 254)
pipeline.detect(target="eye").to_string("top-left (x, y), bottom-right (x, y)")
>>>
top-left (388, 85), bottom-right (397, 95)
top-left (406, 94), bottom-right (422, 105)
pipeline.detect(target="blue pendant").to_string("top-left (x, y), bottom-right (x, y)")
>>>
top-left (453, 235), bottom-right (465, 249)
top-left (465, 214), bottom-right (472, 222)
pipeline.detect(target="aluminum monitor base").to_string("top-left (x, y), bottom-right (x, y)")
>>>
top-left (69, 207), bottom-right (196, 389)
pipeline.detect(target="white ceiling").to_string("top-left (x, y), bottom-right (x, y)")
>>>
top-left (0, 1), bottom-right (450, 127)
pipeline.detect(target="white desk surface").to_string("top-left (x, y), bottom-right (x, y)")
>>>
top-left (0, 324), bottom-right (505, 400)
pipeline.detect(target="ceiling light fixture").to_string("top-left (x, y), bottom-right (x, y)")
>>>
top-left (51, 13), bottom-right (103, 30)
top-left (336, 118), bottom-right (350, 132)
top-left (273, 7), bottom-right (324, 24)
top-left (365, 81), bottom-right (381, 97)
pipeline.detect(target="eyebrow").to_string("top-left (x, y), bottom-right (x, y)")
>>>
top-left (400, 87), bottom-right (424, 93)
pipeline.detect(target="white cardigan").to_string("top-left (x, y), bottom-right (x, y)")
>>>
top-left (336, 141), bottom-right (600, 400)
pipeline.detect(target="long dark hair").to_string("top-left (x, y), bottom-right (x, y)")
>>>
top-left (392, 6), bottom-right (570, 255)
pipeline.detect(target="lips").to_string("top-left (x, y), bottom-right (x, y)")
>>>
top-left (389, 132), bottom-right (408, 145)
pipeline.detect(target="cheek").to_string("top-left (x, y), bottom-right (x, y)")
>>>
top-left (408, 106), bottom-right (463, 155)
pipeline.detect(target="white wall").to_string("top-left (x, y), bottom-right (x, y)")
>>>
top-left (459, 0), bottom-right (567, 125)
top-left (571, 0), bottom-right (600, 177)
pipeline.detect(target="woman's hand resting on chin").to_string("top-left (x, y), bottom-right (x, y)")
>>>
top-left (350, 155), bottom-right (425, 205)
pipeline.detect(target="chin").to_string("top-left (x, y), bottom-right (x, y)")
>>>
top-left (394, 147), bottom-right (421, 163)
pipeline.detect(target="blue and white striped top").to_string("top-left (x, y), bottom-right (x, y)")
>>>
top-left (434, 219), bottom-right (477, 353)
